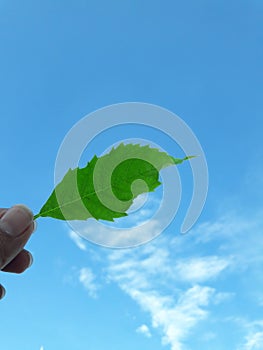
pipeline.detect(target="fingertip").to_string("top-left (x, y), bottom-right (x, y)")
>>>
top-left (33, 220), bottom-right (37, 233)
top-left (27, 251), bottom-right (33, 268)
top-left (1, 250), bottom-right (34, 273)
top-left (0, 285), bottom-right (6, 300)
top-left (13, 204), bottom-right (34, 220)
top-left (0, 204), bottom-right (34, 237)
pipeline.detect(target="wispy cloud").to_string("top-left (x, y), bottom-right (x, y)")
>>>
top-left (136, 324), bottom-right (152, 338)
top-left (68, 230), bottom-right (87, 251)
top-left (234, 319), bottom-right (263, 350)
top-left (79, 267), bottom-right (99, 298)
top-left (174, 256), bottom-right (230, 283)
top-left (71, 202), bottom-right (263, 349)
top-left (129, 285), bottom-right (215, 350)
top-left (106, 236), bottom-right (230, 350)
top-left (243, 332), bottom-right (263, 350)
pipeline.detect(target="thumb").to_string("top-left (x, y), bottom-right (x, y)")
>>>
top-left (0, 205), bottom-right (34, 269)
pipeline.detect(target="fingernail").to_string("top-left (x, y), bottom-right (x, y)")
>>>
top-left (0, 285), bottom-right (6, 299)
top-left (15, 204), bottom-right (34, 217)
top-left (33, 220), bottom-right (37, 233)
top-left (0, 205), bottom-right (33, 237)
top-left (27, 252), bottom-right (33, 268)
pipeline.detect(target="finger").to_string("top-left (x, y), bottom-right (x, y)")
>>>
top-left (0, 221), bottom-right (35, 270)
top-left (0, 209), bottom-right (8, 219)
top-left (2, 249), bottom-right (33, 273)
top-left (0, 205), bottom-right (34, 269)
top-left (0, 205), bottom-right (34, 237)
top-left (0, 208), bottom-right (37, 233)
top-left (0, 284), bottom-right (6, 299)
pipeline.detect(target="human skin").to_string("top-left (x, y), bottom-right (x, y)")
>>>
top-left (0, 205), bottom-right (35, 299)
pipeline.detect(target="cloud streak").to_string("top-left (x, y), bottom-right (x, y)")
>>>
top-left (69, 230), bottom-right (87, 251)
top-left (106, 235), bottom-right (231, 350)
top-left (174, 256), bottom-right (230, 283)
top-left (136, 324), bottom-right (152, 338)
top-left (129, 285), bottom-right (215, 350)
top-left (79, 267), bottom-right (99, 298)
top-left (69, 205), bottom-right (263, 349)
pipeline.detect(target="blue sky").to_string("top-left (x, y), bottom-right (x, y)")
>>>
top-left (0, 0), bottom-right (263, 349)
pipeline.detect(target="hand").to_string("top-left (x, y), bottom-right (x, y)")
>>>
top-left (0, 205), bottom-right (35, 299)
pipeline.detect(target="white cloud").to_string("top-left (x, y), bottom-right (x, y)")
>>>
top-left (40, 347), bottom-right (44, 350)
top-left (175, 256), bottom-right (230, 283)
top-left (106, 237), bottom-right (229, 350)
top-left (79, 267), bottom-right (98, 298)
top-left (108, 241), bottom-right (231, 288)
top-left (243, 332), bottom-right (263, 350)
top-left (136, 324), bottom-right (152, 338)
top-left (126, 285), bottom-right (215, 350)
top-left (235, 320), bottom-right (263, 350)
top-left (72, 203), bottom-right (263, 349)
top-left (68, 230), bottom-right (87, 251)
top-left (213, 291), bottom-right (235, 304)
top-left (192, 212), bottom-right (263, 254)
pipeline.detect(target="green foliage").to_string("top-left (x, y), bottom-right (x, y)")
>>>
top-left (34, 143), bottom-right (192, 221)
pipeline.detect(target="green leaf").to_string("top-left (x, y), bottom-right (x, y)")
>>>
top-left (34, 143), bottom-right (193, 221)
